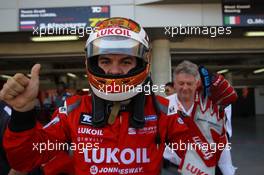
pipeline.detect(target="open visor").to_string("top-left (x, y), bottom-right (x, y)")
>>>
top-left (86, 35), bottom-right (149, 59)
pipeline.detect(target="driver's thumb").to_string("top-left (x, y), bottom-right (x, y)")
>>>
top-left (30, 64), bottom-right (41, 82)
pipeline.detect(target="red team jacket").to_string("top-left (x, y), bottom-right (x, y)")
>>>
top-left (4, 95), bottom-right (190, 175)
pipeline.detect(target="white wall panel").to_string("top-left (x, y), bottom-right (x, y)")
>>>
top-left (135, 4), bottom-right (202, 27)
top-left (0, 9), bottom-right (18, 32)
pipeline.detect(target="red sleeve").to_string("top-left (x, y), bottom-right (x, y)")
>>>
top-left (41, 109), bottom-right (74, 175)
top-left (50, 108), bottom-right (60, 120)
top-left (209, 74), bottom-right (238, 106)
top-left (42, 151), bottom-right (74, 175)
top-left (3, 110), bottom-right (70, 172)
top-left (166, 114), bottom-right (191, 159)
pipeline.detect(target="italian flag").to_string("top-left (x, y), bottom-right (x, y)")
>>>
top-left (224, 16), bottom-right (241, 25)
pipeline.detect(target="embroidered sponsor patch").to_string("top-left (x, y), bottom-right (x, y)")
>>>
top-left (128, 126), bottom-right (157, 135)
top-left (128, 128), bottom-right (137, 135)
top-left (59, 106), bottom-right (67, 114)
top-left (90, 165), bottom-right (98, 175)
top-left (79, 113), bottom-right (93, 125)
top-left (168, 106), bottom-right (176, 114)
top-left (144, 115), bottom-right (157, 121)
top-left (177, 117), bottom-right (184, 125)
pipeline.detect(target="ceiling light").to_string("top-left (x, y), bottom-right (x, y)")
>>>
top-left (31, 35), bottom-right (79, 42)
top-left (0, 75), bottom-right (11, 79)
top-left (83, 74), bottom-right (87, 78)
top-left (253, 68), bottom-right (264, 74)
top-left (245, 31), bottom-right (264, 37)
top-left (67, 73), bottom-right (77, 78)
top-left (217, 69), bottom-right (229, 74)
top-left (82, 88), bottom-right (90, 92)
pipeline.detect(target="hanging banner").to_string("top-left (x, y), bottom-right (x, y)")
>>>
top-left (19, 6), bottom-right (110, 31)
top-left (222, 0), bottom-right (264, 26)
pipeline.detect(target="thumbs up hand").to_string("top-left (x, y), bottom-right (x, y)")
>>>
top-left (0, 64), bottom-right (41, 112)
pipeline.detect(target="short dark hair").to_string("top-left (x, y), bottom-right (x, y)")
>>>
top-left (165, 82), bottom-right (174, 87)
top-left (57, 81), bottom-right (67, 89)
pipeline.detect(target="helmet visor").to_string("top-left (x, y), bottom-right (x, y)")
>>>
top-left (86, 35), bottom-right (148, 59)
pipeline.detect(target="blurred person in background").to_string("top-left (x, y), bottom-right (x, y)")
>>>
top-left (0, 100), bottom-right (41, 175)
top-left (53, 82), bottom-right (71, 109)
top-left (0, 100), bottom-right (11, 175)
top-left (164, 82), bottom-right (176, 96)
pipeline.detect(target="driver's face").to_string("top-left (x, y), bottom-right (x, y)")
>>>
top-left (98, 54), bottom-right (137, 75)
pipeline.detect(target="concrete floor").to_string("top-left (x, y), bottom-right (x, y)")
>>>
top-left (162, 116), bottom-right (264, 175)
top-left (231, 116), bottom-right (264, 175)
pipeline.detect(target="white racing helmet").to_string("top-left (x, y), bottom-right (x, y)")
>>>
top-left (85, 17), bottom-right (151, 101)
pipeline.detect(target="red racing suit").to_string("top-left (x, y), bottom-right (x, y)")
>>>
top-left (40, 109), bottom-right (74, 175)
top-left (4, 95), bottom-right (191, 175)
